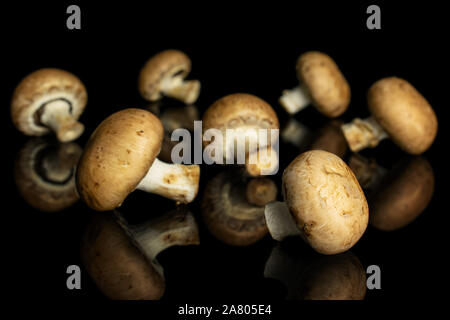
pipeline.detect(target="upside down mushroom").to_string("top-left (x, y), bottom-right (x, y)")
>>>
top-left (81, 207), bottom-right (199, 300)
top-left (14, 138), bottom-right (82, 212)
top-left (202, 169), bottom-right (277, 246)
top-left (76, 108), bottom-right (200, 211)
top-left (368, 156), bottom-right (435, 231)
top-left (264, 245), bottom-right (366, 300)
top-left (11, 68), bottom-right (87, 142)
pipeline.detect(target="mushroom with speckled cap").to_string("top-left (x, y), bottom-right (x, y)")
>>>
top-left (81, 207), bottom-right (199, 300)
top-left (202, 169), bottom-right (277, 246)
top-left (202, 93), bottom-right (280, 176)
top-left (279, 51), bottom-right (350, 117)
top-left (265, 150), bottom-right (368, 255)
top-left (138, 50), bottom-right (201, 104)
top-left (14, 138), bottom-right (82, 212)
top-left (11, 68), bottom-right (87, 142)
top-left (76, 108), bottom-right (200, 211)
top-left (341, 77), bottom-right (438, 154)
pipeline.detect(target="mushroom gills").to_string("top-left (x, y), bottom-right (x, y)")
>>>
top-left (341, 117), bottom-right (388, 152)
top-left (279, 84), bottom-right (311, 114)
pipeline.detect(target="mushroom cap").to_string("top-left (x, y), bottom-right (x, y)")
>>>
top-left (296, 51), bottom-right (350, 117)
top-left (298, 252), bottom-right (366, 300)
top-left (282, 150), bottom-right (368, 254)
top-left (203, 93), bottom-right (279, 132)
top-left (138, 50), bottom-right (192, 101)
top-left (369, 157), bottom-right (434, 231)
top-left (368, 77), bottom-right (438, 154)
top-left (11, 68), bottom-right (87, 136)
top-left (14, 138), bottom-right (81, 212)
top-left (202, 93), bottom-right (279, 155)
top-left (201, 170), bottom-right (269, 246)
top-left (81, 213), bottom-right (165, 300)
top-left (76, 108), bottom-right (164, 211)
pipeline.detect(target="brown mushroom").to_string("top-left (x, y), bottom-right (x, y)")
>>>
top-left (201, 169), bottom-right (277, 246)
top-left (202, 93), bottom-right (280, 176)
top-left (264, 245), bottom-right (366, 300)
top-left (138, 50), bottom-right (200, 104)
top-left (265, 150), bottom-right (368, 254)
top-left (76, 108), bottom-right (200, 211)
top-left (341, 77), bottom-right (438, 154)
top-left (81, 207), bottom-right (199, 300)
top-left (11, 68), bottom-right (87, 142)
top-left (369, 156), bottom-right (434, 231)
top-left (14, 138), bottom-right (82, 212)
top-left (280, 51), bottom-right (350, 117)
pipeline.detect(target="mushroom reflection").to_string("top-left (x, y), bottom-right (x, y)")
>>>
top-left (81, 206), bottom-right (200, 300)
top-left (264, 244), bottom-right (366, 300)
top-left (309, 120), bottom-right (347, 158)
top-left (369, 156), bottom-right (435, 231)
top-left (201, 169), bottom-right (277, 246)
top-left (348, 153), bottom-right (387, 192)
top-left (14, 138), bottom-right (82, 212)
top-left (147, 103), bottom-right (199, 163)
top-left (281, 119), bottom-right (348, 159)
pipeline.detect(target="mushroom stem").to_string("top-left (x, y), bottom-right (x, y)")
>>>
top-left (162, 77), bottom-right (201, 104)
top-left (281, 118), bottom-right (311, 148)
top-left (279, 84), bottom-right (311, 114)
top-left (136, 158), bottom-right (200, 203)
top-left (40, 100), bottom-right (84, 142)
top-left (341, 117), bottom-right (388, 152)
top-left (115, 208), bottom-right (199, 277)
top-left (264, 201), bottom-right (301, 241)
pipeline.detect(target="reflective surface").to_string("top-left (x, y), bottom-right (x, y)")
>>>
top-left (4, 2), bottom-right (446, 302)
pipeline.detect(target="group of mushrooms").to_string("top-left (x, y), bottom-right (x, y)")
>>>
top-left (11, 49), bottom-right (437, 299)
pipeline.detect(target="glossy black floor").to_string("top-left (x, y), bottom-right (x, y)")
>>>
top-left (2, 1), bottom-right (448, 310)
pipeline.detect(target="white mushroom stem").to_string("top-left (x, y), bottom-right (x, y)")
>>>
top-left (264, 201), bottom-right (301, 241)
top-left (281, 118), bottom-right (311, 148)
top-left (39, 100), bottom-right (84, 142)
top-left (279, 84), bottom-right (311, 114)
top-left (341, 117), bottom-right (388, 152)
top-left (161, 76), bottom-right (201, 104)
top-left (136, 158), bottom-right (199, 203)
top-left (115, 209), bottom-right (199, 276)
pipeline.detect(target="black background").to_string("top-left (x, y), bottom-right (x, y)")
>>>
top-left (2, 0), bottom-right (448, 315)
